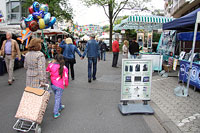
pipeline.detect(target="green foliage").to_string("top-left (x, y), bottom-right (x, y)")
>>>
top-left (102, 25), bottom-right (110, 32)
top-left (114, 15), bottom-right (128, 25)
top-left (153, 32), bottom-right (161, 42)
top-left (23, 0), bottom-right (73, 21)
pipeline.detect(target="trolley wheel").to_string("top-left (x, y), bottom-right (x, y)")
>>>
top-left (35, 124), bottom-right (41, 133)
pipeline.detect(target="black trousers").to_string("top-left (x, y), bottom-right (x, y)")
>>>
top-left (65, 61), bottom-right (74, 79)
top-left (112, 52), bottom-right (119, 67)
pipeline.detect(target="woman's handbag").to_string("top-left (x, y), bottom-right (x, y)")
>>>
top-left (68, 45), bottom-right (76, 64)
top-left (65, 58), bottom-right (76, 64)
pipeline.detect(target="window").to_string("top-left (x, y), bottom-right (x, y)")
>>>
top-left (6, 3), bottom-right (10, 14)
top-left (6, 0), bottom-right (28, 24)
top-left (11, 2), bottom-right (20, 12)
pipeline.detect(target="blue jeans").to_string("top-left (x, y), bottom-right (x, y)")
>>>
top-left (101, 51), bottom-right (106, 61)
top-left (130, 54), bottom-right (137, 59)
top-left (51, 84), bottom-right (63, 115)
top-left (88, 57), bottom-right (97, 80)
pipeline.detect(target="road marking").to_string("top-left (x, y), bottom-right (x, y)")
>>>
top-left (176, 113), bottom-right (200, 127)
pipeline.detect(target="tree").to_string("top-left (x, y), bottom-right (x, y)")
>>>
top-left (152, 9), bottom-right (164, 16)
top-left (23, 0), bottom-right (73, 21)
top-left (114, 15), bottom-right (128, 25)
top-left (82, 0), bottom-right (148, 49)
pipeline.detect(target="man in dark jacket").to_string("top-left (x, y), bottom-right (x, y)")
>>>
top-left (99, 39), bottom-right (107, 61)
top-left (81, 34), bottom-right (100, 83)
top-left (129, 37), bottom-right (140, 59)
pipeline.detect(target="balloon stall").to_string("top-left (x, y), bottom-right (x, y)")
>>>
top-left (19, 2), bottom-right (56, 58)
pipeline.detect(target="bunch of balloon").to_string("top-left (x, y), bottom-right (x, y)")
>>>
top-left (20, 1), bottom-right (56, 59)
top-left (21, 1), bottom-right (56, 32)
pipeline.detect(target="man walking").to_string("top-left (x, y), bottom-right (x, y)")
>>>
top-left (112, 37), bottom-right (120, 67)
top-left (129, 37), bottom-right (140, 59)
top-left (1, 32), bottom-right (21, 85)
top-left (81, 34), bottom-right (100, 83)
top-left (99, 39), bottom-right (107, 61)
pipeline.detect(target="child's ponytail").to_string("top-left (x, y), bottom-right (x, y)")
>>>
top-left (55, 54), bottom-right (65, 77)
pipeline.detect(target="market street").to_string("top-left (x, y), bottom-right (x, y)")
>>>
top-left (0, 53), bottom-right (166, 133)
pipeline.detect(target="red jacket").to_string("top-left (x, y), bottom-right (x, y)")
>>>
top-left (112, 40), bottom-right (119, 52)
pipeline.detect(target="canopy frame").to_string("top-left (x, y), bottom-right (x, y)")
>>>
top-left (186, 11), bottom-right (200, 95)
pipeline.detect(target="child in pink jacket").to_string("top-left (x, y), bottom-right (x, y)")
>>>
top-left (46, 54), bottom-right (68, 118)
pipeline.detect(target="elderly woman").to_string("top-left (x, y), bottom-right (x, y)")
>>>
top-left (122, 40), bottom-right (129, 58)
top-left (24, 38), bottom-right (46, 88)
top-left (59, 38), bottom-right (82, 80)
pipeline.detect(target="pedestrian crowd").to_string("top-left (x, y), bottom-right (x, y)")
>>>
top-left (0, 31), bottom-right (140, 119)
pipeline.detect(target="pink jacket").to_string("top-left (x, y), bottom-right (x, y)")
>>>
top-left (46, 63), bottom-right (68, 89)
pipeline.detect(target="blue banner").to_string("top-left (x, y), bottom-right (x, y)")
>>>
top-left (179, 60), bottom-right (200, 90)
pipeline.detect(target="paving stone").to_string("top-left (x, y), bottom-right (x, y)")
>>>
top-left (152, 75), bottom-right (200, 133)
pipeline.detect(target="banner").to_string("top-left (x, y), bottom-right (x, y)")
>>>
top-left (121, 59), bottom-right (152, 101)
top-left (157, 30), bottom-right (176, 59)
top-left (179, 60), bottom-right (200, 89)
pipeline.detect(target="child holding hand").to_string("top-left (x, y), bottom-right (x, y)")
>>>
top-left (46, 54), bottom-right (68, 118)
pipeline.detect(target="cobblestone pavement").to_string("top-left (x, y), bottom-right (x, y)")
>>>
top-left (151, 76), bottom-right (200, 133)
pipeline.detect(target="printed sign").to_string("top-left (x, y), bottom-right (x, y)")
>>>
top-left (121, 59), bottom-right (152, 101)
top-left (173, 58), bottom-right (178, 71)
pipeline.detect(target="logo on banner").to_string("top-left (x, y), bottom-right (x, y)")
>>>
top-left (180, 64), bottom-right (185, 76)
top-left (191, 67), bottom-right (197, 81)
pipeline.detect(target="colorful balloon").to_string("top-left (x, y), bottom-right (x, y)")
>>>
top-left (40, 4), bottom-right (48, 13)
top-left (39, 19), bottom-right (45, 29)
top-left (33, 1), bottom-right (40, 12)
top-left (29, 20), bottom-right (39, 32)
top-left (24, 14), bottom-right (34, 23)
top-left (48, 17), bottom-right (56, 27)
top-left (32, 10), bottom-right (44, 20)
top-left (43, 12), bottom-right (51, 24)
top-left (28, 5), bottom-right (34, 14)
top-left (23, 2), bottom-right (56, 32)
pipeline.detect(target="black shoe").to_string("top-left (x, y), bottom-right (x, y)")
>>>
top-left (72, 78), bottom-right (74, 80)
top-left (93, 77), bottom-right (96, 80)
top-left (88, 79), bottom-right (91, 83)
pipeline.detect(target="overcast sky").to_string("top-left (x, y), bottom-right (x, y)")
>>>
top-left (68, 0), bottom-right (165, 26)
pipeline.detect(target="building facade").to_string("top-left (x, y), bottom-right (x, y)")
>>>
top-left (164, 0), bottom-right (200, 17)
top-left (0, 0), bottom-right (28, 25)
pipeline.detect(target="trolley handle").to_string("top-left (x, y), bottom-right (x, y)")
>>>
top-left (39, 84), bottom-right (49, 91)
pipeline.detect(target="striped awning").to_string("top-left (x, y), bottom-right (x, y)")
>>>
top-left (114, 15), bottom-right (174, 31)
top-left (128, 16), bottom-right (174, 23)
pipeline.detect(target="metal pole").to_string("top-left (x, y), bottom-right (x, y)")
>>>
top-left (186, 22), bottom-right (198, 95)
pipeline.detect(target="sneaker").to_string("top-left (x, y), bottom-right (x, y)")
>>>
top-left (8, 81), bottom-right (12, 85)
top-left (88, 79), bottom-right (91, 83)
top-left (93, 77), bottom-right (96, 80)
top-left (59, 105), bottom-right (65, 112)
top-left (54, 113), bottom-right (60, 119)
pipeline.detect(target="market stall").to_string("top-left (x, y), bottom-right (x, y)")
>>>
top-left (163, 8), bottom-right (200, 91)
top-left (114, 15), bottom-right (173, 71)
top-left (177, 32), bottom-right (200, 90)
top-left (114, 15), bottom-right (174, 49)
